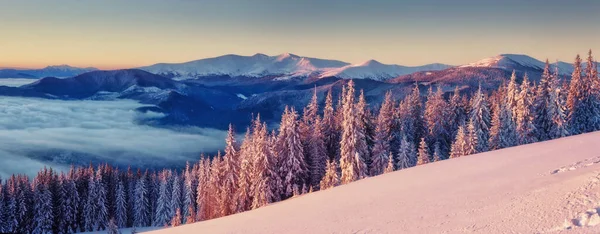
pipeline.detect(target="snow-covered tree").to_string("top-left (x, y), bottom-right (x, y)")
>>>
top-left (181, 162), bottom-right (195, 221)
top-left (319, 160), bottom-right (339, 190)
top-left (322, 90), bottom-right (340, 161)
top-left (384, 154), bottom-right (395, 173)
top-left (236, 128), bottom-right (253, 213)
top-left (275, 107), bottom-right (307, 198)
top-left (396, 135), bottom-right (414, 169)
top-left (307, 117), bottom-right (327, 189)
top-left (83, 171), bottom-right (97, 231)
top-left (432, 141), bottom-right (442, 162)
top-left (107, 218), bottom-right (119, 234)
top-left (153, 171), bottom-right (171, 227)
top-left (515, 73), bottom-right (537, 144)
top-left (424, 86), bottom-right (450, 156)
top-left (566, 54), bottom-right (593, 134)
top-left (33, 172), bottom-right (53, 234)
top-left (94, 170), bottom-right (109, 231)
top-left (220, 124), bottom-right (240, 216)
top-left (370, 91), bottom-right (395, 176)
top-left (450, 125), bottom-right (468, 159)
top-left (133, 174), bottom-right (149, 227)
top-left (356, 90), bottom-right (375, 167)
top-left (489, 101), bottom-right (518, 150)
top-left (251, 118), bottom-right (279, 209)
top-left (115, 179), bottom-right (127, 228)
top-left (57, 173), bottom-right (78, 234)
top-left (170, 173), bottom-right (182, 224)
top-left (339, 80), bottom-right (369, 184)
top-left (416, 138), bottom-right (430, 165)
top-left (468, 85), bottom-right (491, 153)
top-left (170, 208), bottom-right (182, 227)
top-left (506, 70), bottom-right (520, 118)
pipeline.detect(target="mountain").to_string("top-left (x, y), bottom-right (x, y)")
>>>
top-left (139, 53), bottom-right (452, 81)
top-left (149, 131), bottom-right (600, 234)
top-left (0, 65), bottom-right (98, 79)
top-left (459, 54), bottom-right (597, 75)
top-left (319, 59), bottom-right (451, 80)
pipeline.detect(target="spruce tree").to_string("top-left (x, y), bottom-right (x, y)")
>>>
top-left (274, 107), bottom-right (307, 198)
top-left (115, 179), bottom-right (127, 229)
top-left (251, 119), bottom-right (279, 209)
top-left (170, 173), bottom-right (182, 224)
top-left (322, 90), bottom-right (340, 161)
top-left (384, 154), bottom-right (395, 173)
top-left (516, 73), bottom-right (537, 144)
top-left (396, 135), bottom-right (413, 169)
top-left (134, 174), bottom-right (149, 227)
top-left (153, 171), bottom-right (171, 227)
top-left (220, 124), bottom-right (240, 216)
top-left (236, 128), bottom-right (253, 213)
top-left (339, 80), bottom-right (369, 184)
top-left (307, 117), bottom-right (327, 189)
top-left (468, 85), bottom-right (491, 153)
top-left (416, 138), bottom-right (430, 165)
top-left (319, 160), bottom-right (340, 190)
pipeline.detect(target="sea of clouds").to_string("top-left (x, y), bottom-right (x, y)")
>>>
top-left (0, 95), bottom-right (228, 178)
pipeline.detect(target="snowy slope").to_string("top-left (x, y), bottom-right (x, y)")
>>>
top-left (319, 59), bottom-right (451, 80)
top-left (150, 131), bottom-right (600, 234)
top-left (139, 53), bottom-right (349, 79)
top-left (139, 53), bottom-right (451, 81)
top-left (460, 54), bottom-right (589, 75)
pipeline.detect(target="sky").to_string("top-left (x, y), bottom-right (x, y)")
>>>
top-left (1, 0), bottom-right (598, 69)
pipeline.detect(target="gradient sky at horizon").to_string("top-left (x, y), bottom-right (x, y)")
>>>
top-left (1, 0), bottom-right (599, 69)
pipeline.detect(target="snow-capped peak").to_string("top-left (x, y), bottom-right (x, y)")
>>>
top-left (139, 53), bottom-right (452, 81)
top-left (460, 54), bottom-right (580, 75)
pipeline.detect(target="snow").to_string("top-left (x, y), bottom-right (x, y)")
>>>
top-left (150, 131), bottom-right (600, 233)
top-left (139, 53), bottom-right (451, 81)
top-left (459, 54), bottom-right (589, 75)
top-left (79, 226), bottom-right (160, 234)
top-left (236, 93), bottom-right (248, 100)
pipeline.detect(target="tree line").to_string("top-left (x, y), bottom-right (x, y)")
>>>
top-left (0, 51), bottom-right (598, 233)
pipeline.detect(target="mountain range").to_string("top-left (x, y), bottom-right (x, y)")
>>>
top-left (0, 53), bottom-right (597, 130)
top-left (0, 65), bottom-right (98, 78)
top-left (138, 53), bottom-right (453, 81)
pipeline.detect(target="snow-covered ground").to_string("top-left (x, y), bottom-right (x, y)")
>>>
top-left (149, 131), bottom-right (600, 234)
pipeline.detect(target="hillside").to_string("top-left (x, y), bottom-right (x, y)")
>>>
top-left (150, 131), bottom-right (600, 234)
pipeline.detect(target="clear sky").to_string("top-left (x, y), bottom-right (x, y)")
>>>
top-left (1, 0), bottom-right (599, 69)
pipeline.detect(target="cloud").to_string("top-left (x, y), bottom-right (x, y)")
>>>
top-left (0, 97), bottom-right (228, 177)
top-left (0, 78), bottom-right (37, 87)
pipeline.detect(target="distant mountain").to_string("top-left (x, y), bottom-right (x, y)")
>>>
top-left (459, 54), bottom-right (598, 75)
top-left (139, 53), bottom-right (452, 81)
top-left (0, 65), bottom-right (98, 79)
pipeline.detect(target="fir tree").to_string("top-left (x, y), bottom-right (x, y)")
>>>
top-left (107, 218), bottom-right (120, 234)
top-left (236, 128), bottom-right (253, 213)
top-left (449, 125), bottom-right (468, 159)
top-left (170, 173), bottom-right (182, 224)
top-left (339, 80), bottom-right (369, 184)
top-left (133, 174), bottom-right (149, 227)
top-left (275, 107), bottom-right (307, 198)
top-left (416, 138), bottom-right (430, 165)
top-left (567, 54), bottom-right (591, 134)
top-left (95, 170), bottom-right (109, 231)
top-left (319, 160), bottom-right (339, 190)
top-left (396, 135), bottom-right (413, 169)
top-left (322, 90), bottom-right (340, 161)
top-left (384, 154), bottom-right (395, 174)
top-left (115, 179), bottom-right (127, 229)
top-left (181, 162), bottom-right (195, 222)
top-left (468, 85), bottom-right (491, 152)
top-left (220, 124), bottom-right (240, 216)
top-left (515, 73), bottom-right (537, 144)
top-left (171, 208), bottom-right (182, 227)
top-left (370, 91), bottom-right (395, 176)
top-left (153, 171), bottom-right (171, 227)
top-left (424, 85), bottom-right (450, 156)
top-left (432, 141), bottom-right (442, 162)
top-left (307, 117), bottom-right (327, 189)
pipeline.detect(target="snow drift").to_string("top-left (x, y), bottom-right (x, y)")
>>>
top-left (150, 131), bottom-right (600, 234)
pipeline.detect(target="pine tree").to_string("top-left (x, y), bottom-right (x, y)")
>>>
top-left (185, 204), bottom-right (196, 224)
top-left (432, 141), bottom-right (442, 162)
top-left (396, 135), bottom-right (413, 169)
top-left (57, 173), bottom-right (78, 234)
top-left (448, 87), bottom-right (467, 137)
top-left (95, 169), bottom-right (109, 231)
top-left (307, 117), bottom-right (327, 189)
top-left (181, 162), bottom-right (195, 222)
top-left (220, 124), bottom-right (240, 216)
top-left (322, 90), bottom-right (340, 161)
top-left (468, 85), bottom-right (491, 153)
top-left (33, 172), bottom-right (54, 234)
top-left (83, 171), bottom-right (97, 231)
top-left (339, 80), bottom-right (369, 184)
top-left (416, 138), bottom-right (430, 165)
top-left (384, 154), bottom-right (395, 173)
top-left (370, 91), bottom-right (395, 176)
top-left (115, 179), bottom-right (127, 228)
top-left (567, 54), bottom-right (590, 134)
top-left (236, 128), bottom-right (253, 213)
top-left (319, 160), bottom-right (339, 190)
top-left (134, 174), bottom-right (149, 227)
top-left (466, 120), bottom-right (478, 155)
top-left (424, 86), bottom-right (450, 157)
top-left (515, 73), bottom-right (537, 144)
top-left (170, 173), bottom-right (182, 224)
top-left (107, 218), bottom-right (119, 234)
top-left (251, 119), bottom-right (279, 209)
top-left (170, 208), bottom-right (182, 227)
top-left (0, 181), bottom-right (5, 233)
top-left (153, 171), bottom-right (171, 227)
top-left (275, 107), bottom-right (307, 198)
top-left (449, 125), bottom-right (468, 159)
top-left (356, 90), bottom-right (375, 168)
top-left (506, 70), bottom-right (520, 118)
